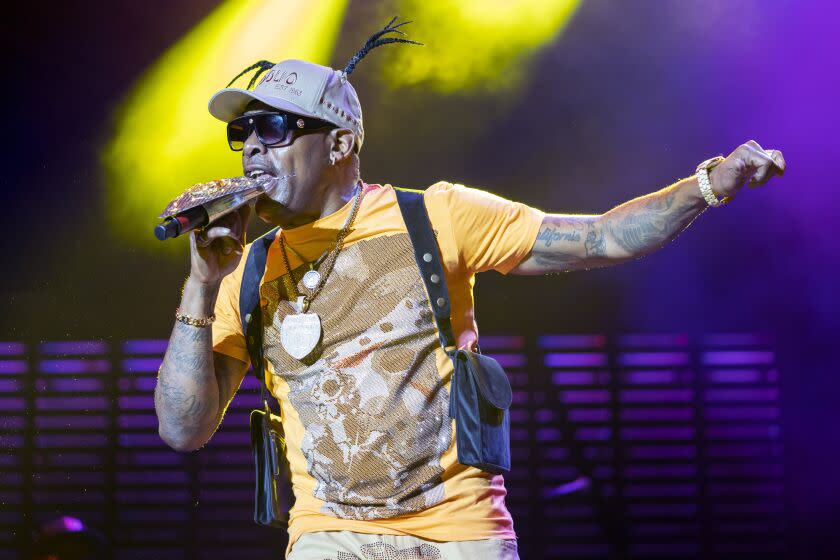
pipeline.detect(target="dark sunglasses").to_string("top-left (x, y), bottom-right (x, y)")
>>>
top-left (226, 112), bottom-right (336, 151)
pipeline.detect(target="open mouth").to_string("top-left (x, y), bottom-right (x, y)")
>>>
top-left (246, 169), bottom-right (274, 179)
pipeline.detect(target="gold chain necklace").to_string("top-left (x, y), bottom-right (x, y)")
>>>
top-left (275, 181), bottom-right (365, 360)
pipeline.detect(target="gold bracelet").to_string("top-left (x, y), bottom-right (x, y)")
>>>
top-left (175, 308), bottom-right (216, 327)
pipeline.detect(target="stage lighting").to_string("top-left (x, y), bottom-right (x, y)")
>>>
top-left (382, 0), bottom-right (582, 93)
top-left (102, 0), bottom-right (349, 251)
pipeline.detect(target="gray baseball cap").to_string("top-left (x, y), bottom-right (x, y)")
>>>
top-left (208, 59), bottom-right (365, 152)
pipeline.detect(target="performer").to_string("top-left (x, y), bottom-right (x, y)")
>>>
top-left (154, 19), bottom-right (786, 560)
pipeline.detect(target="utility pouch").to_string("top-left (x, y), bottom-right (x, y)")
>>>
top-left (249, 406), bottom-right (293, 527)
top-left (448, 348), bottom-right (512, 473)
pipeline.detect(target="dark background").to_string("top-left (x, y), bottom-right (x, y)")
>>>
top-left (2, 0), bottom-right (838, 557)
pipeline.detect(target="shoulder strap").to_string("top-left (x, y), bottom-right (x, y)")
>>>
top-left (393, 187), bottom-right (458, 352)
top-left (239, 227), bottom-right (280, 409)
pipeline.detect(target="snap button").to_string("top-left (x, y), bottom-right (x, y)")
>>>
top-left (248, 336), bottom-right (255, 345)
top-left (245, 313), bottom-right (252, 324)
top-left (430, 274), bottom-right (440, 283)
top-left (423, 253), bottom-right (432, 262)
top-left (436, 297), bottom-right (446, 307)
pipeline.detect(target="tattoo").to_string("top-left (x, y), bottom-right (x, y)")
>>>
top-left (155, 319), bottom-right (218, 447)
top-left (532, 251), bottom-right (585, 268)
top-left (165, 321), bottom-right (213, 379)
top-left (584, 223), bottom-right (606, 257)
top-left (604, 189), bottom-right (703, 255)
top-left (527, 218), bottom-right (606, 272)
top-left (536, 227), bottom-right (581, 247)
top-left (155, 373), bottom-right (210, 421)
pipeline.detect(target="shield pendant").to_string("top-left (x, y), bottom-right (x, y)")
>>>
top-left (280, 312), bottom-right (322, 360)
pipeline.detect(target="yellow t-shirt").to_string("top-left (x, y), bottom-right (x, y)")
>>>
top-left (212, 181), bottom-right (545, 553)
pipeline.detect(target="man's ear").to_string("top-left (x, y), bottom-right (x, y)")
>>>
top-left (329, 128), bottom-right (356, 162)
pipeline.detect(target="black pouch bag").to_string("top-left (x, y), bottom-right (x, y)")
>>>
top-left (448, 348), bottom-right (513, 473)
top-left (395, 188), bottom-right (513, 474)
top-left (240, 227), bottom-right (295, 528)
top-left (249, 399), bottom-right (292, 527)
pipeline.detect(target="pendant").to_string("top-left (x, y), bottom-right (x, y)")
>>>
top-left (280, 296), bottom-right (322, 360)
top-left (302, 269), bottom-right (321, 290)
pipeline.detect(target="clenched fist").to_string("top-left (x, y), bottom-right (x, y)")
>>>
top-left (709, 140), bottom-right (787, 201)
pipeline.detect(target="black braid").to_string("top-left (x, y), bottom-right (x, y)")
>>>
top-left (226, 60), bottom-right (276, 89)
top-left (343, 16), bottom-right (423, 77)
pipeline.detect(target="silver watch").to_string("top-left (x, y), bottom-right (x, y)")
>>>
top-left (696, 155), bottom-right (728, 207)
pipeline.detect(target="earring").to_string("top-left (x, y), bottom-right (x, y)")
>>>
top-left (329, 155), bottom-right (336, 166)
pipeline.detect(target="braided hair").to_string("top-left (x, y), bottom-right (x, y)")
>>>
top-left (342, 16), bottom-right (423, 77)
top-left (226, 60), bottom-right (275, 89)
top-left (226, 16), bottom-right (422, 89)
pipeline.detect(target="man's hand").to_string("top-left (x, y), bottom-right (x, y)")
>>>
top-left (708, 140), bottom-right (787, 201)
top-left (189, 204), bottom-right (251, 285)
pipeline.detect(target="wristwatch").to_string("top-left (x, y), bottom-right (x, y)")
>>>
top-left (696, 155), bottom-right (731, 207)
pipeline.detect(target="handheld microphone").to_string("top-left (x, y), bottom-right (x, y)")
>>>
top-left (154, 174), bottom-right (281, 241)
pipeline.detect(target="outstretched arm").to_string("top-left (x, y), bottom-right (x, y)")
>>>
top-left (509, 140), bottom-right (786, 275)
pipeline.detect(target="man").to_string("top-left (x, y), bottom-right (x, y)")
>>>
top-left (154, 20), bottom-right (786, 560)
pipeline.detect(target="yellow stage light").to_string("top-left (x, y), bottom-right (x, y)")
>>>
top-left (382, 0), bottom-right (581, 93)
top-left (102, 0), bottom-right (348, 251)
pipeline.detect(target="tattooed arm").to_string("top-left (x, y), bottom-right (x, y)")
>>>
top-left (509, 175), bottom-right (707, 275)
top-left (509, 142), bottom-right (787, 275)
top-left (155, 277), bottom-right (249, 451)
top-left (154, 205), bottom-right (251, 452)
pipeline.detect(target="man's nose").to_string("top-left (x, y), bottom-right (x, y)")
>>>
top-left (243, 129), bottom-right (267, 157)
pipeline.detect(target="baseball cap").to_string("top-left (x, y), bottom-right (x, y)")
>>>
top-left (208, 59), bottom-right (365, 152)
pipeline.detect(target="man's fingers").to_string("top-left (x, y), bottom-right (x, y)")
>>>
top-left (767, 149), bottom-right (786, 173)
top-left (205, 226), bottom-right (233, 240)
top-left (193, 229), bottom-right (213, 248)
top-left (206, 205), bottom-right (251, 244)
top-left (745, 145), bottom-right (780, 187)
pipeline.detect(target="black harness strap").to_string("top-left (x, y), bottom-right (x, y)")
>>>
top-left (393, 187), bottom-right (458, 352)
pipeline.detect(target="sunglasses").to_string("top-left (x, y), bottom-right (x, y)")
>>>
top-left (226, 112), bottom-right (336, 151)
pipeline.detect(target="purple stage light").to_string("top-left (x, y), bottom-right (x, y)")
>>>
top-left (123, 339), bottom-right (169, 354)
top-left (122, 358), bottom-right (163, 372)
top-left (552, 370), bottom-right (600, 385)
top-left (476, 335), bottom-right (524, 349)
top-left (559, 389), bottom-right (610, 404)
top-left (0, 342), bottom-right (25, 355)
top-left (0, 360), bottom-right (27, 374)
top-left (538, 335), bottom-right (606, 349)
top-left (707, 368), bottom-right (763, 383)
top-left (617, 333), bottom-right (689, 347)
top-left (40, 340), bottom-right (108, 355)
top-left (39, 359), bottom-right (110, 374)
top-left (620, 388), bottom-right (694, 403)
top-left (568, 408), bottom-right (611, 422)
top-left (35, 396), bottom-right (108, 410)
top-left (545, 352), bottom-right (608, 367)
top-left (620, 407), bottom-right (695, 422)
top-left (118, 395), bottom-right (154, 409)
top-left (704, 388), bottom-right (779, 402)
top-left (702, 350), bottom-right (775, 366)
top-left (0, 378), bottom-right (21, 391)
top-left (621, 426), bottom-right (696, 440)
top-left (623, 370), bottom-right (678, 384)
top-left (618, 352), bottom-right (690, 366)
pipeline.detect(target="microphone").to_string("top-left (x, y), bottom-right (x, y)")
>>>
top-left (154, 174), bottom-right (282, 241)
